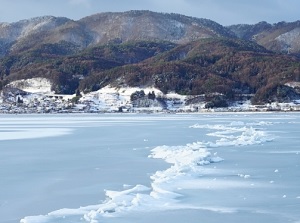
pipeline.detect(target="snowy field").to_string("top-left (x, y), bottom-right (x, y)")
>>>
top-left (0, 113), bottom-right (299, 223)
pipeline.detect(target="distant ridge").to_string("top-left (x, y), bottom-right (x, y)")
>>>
top-left (1, 11), bottom-right (300, 56)
top-left (228, 20), bottom-right (300, 56)
top-left (0, 10), bottom-right (235, 57)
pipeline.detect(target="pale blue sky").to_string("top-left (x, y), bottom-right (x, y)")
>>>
top-left (0, 0), bottom-right (299, 25)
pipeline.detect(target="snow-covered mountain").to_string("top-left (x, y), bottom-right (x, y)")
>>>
top-left (1, 11), bottom-right (300, 113)
top-left (78, 11), bottom-right (235, 44)
top-left (228, 20), bottom-right (300, 56)
top-left (0, 16), bottom-right (71, 56)
top-left (0, 11), bottom-right (235, 56)
top-left (2, 11), bottom-right (300, 57)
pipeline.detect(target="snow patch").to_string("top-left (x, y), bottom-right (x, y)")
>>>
top-left (7, 78), bottom-right (53, 94)
top-left (79, 85), bottom-right (192, 112)
top-left (275, 28), bottom-right (300, 52)
top-left (285, 81), bottom-right (300, 89)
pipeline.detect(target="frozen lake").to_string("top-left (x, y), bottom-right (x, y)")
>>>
top-left (0, 113), bottom-right (299, 223)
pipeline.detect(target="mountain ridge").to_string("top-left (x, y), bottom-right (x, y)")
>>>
top-left (228, 20), bottom-right (300, 56)
top-left (2, 10), bottom-right (300, 56)
top-left (0, 10), bottom-right (236, 57)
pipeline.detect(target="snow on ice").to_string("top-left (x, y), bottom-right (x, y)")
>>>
top-left (20, 119), bottom-right (274, 223)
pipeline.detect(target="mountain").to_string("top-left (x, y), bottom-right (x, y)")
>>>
top-left (3, 11), bottom-right (300, 57)
top-left (78, 11), bottom-right (235, 44)
top-left (0, 10), bottom-right (235, 57)
top-left (1, 10), bottom-right (300, 110)
top-left (0, 40), bottom-right (177, 94)
top-left (0, 16), bottom-right (72, 56)
top-left (79, 38), bottom-right (300, 104)
top-left (228, 21), bottom-right (300, 56)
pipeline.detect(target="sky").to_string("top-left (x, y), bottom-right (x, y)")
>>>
top-left (0, 0), bottom-right (299, 25)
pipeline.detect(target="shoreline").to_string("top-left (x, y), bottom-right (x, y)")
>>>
top-left (1, 108), bottom-right (300, 115)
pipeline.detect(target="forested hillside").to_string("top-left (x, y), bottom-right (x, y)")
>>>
top-left (1, 11), bottom-right (300, 106)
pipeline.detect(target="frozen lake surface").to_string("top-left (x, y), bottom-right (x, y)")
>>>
top-left (0, 113), bottom-right (299, 223)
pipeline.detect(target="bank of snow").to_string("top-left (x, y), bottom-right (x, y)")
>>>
top-left (78, 85), bottom-right (193, 112)
top-left (2, 78), bottom-right (300, 113)
top-left (7, 78), bottom-right (53, 94)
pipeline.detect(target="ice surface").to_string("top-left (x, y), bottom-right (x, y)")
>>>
top-left (0, 127), bottom-right (72, 140)
top-left (1, 113), bottom-right (299, 223)
top-left (21, 133), bottom-right (224, 222)
top-left (18, 114), bottom-right (285, 223)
